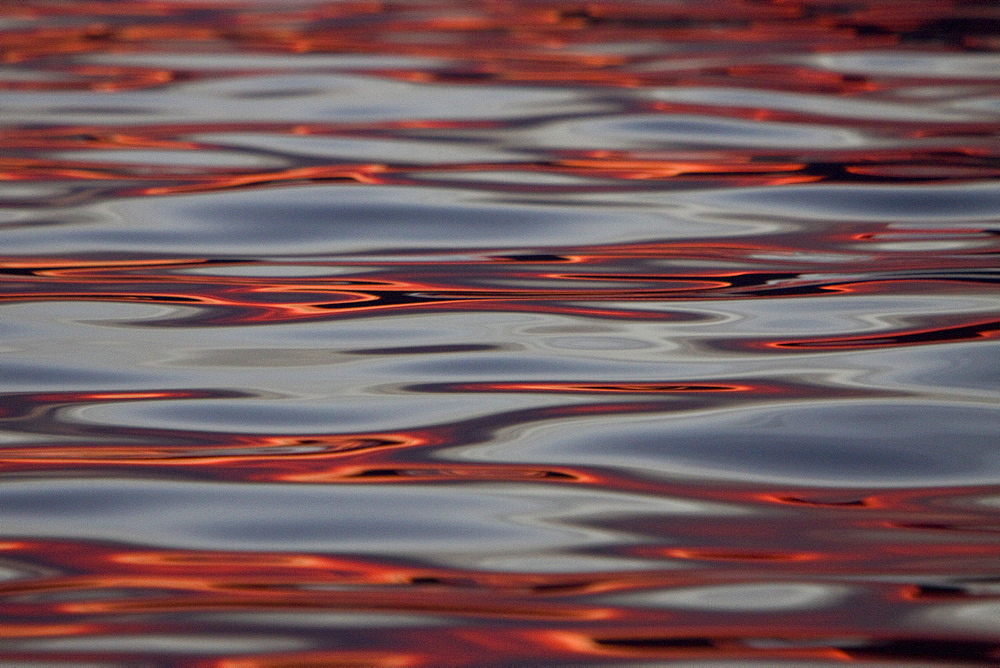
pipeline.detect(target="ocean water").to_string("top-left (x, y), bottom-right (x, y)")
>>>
top-left (1, 0), bottom-right (999, 665)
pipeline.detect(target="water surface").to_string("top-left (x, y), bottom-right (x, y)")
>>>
top-left (1, 0), bottom-right (999, 665)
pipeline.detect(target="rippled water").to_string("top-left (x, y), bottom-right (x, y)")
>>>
top-left (1, 0), bottom-right (999, 665)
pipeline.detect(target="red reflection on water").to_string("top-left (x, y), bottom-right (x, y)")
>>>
top-left (0, 0), bottom-right (998, 204)
top-left (4, 503), bottom-right (1000, 664)
top-left (213, 652), bottom-right (422, 667)
top-left (0, 232), bottom-right (994, 327)
top-left (468, 381), bottom-right (753, 393)
top-left (765, 315), bottom-right (1000, 350)
top-left (0, 372), bottom-right (906, 486)
top-left (4, 530), bottom-right (1000, 664)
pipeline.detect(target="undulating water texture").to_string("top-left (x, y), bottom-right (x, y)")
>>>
top-left (1, 0), bottom-right (999, 665)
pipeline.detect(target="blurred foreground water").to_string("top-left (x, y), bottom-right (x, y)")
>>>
top-left (1, 0), bottom-right (999, 665)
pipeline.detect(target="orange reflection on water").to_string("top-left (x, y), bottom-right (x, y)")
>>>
top-left (541, 629), bottom-right (854, 663)
top-left (1, 238), bottom-right (993, 329)
top-left (214, 652), bottom-right (421, 668)
top-left (459, 381), bottom-right (753, 394)
top-left (0, 540), bottom-right (619, 624)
